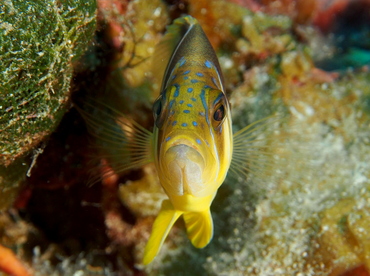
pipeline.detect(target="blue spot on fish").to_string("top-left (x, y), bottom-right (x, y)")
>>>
top-left (192, 121), bottom-right (198, 126)
top-left (179, 100), bottom-right (184, 104)
top-left (172, 120), bottom-right (177, 126)
top-left (171, 75), bottom-right (176, 80)
top-left (183, 70), bottom-right (190, 75)
top-left (191, 97), bottom-right (196, 101)
top-left (199, 111), bottom-right (205, 116)
top-left (204, 85), bottom-right (212, 89)
top-left (165, 136), bottom-right (171, 142)
top-left (196, 138), bottom-right (201, 144)
top-left (183, 110), bottom-right (190, 114)
top-left (196, 72), bottom-right (204, 77)
top-left (169, 100), bottom-right (175, 108)
top-left (205, 60), bottom-right (212, 68)
top-left (182, 123), bottom-right (188, 127)
top-left (191, 79), bottom-right (199, 83)
top-left (187, 88), bottom-right (193, 93)
top-left (200, 89), bottom-right (210, 124)
top-left (179, 57), bottom-right (186, 67)
top-left (184, 76), bottom-right (189, 80)
top-left (187, 103), bottom-right (193, 107)
top-left (174, 84), bottom-right (180, 97)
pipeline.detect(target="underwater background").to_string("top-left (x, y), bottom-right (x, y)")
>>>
top-left (1, 0), bottom-right (370, 275)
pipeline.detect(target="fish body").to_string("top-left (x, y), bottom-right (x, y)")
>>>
top-left (153, 17), bottom-right (233, 208)
top-left (144, 16), bottom-right (233, 264)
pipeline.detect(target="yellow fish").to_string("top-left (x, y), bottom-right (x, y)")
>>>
top-left (78, 15), bottom-right (277, 265)
top-left (144, 16), bottom-right (233, 264)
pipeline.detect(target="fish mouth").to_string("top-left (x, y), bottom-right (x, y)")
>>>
top-left (163, 144), bottom-right (205, 196)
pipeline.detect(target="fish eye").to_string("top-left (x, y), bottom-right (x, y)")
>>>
top-left (213, 104), bottom-right (225, 121)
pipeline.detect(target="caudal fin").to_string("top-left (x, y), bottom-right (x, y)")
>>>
top-left (183, 209), bottom-right (213, 248)
top-left (143, 200), bottom-right (183, 265)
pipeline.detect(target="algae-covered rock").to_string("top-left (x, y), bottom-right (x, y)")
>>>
top-left (0, 0), bottom-right (96, 210)
top-left (0, 0), bottom-right (97, 166)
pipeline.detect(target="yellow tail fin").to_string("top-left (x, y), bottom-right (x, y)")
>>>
top-left (143, 200), bottom-right (183, 265)
top-left (183, 209), bottom-right (213, 248)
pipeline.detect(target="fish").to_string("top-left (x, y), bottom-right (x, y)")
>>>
top-left (144, 15), bottom-right (233, 264)
top-left (78, 15), bottom-right (280, 265)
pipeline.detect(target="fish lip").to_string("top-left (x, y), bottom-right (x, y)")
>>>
top-left (160, 142), bottom-right (208, 197)
top-left (156, 130), bottom-right (219, 198)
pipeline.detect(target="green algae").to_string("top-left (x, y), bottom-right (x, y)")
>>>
top-left (0, 0), bottom-right (96, 166)
top-left (0, 0), bottom-right (96, 210)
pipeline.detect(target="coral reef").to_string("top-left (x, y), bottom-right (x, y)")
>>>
top-left (1, 0), bottom-right (370, 275)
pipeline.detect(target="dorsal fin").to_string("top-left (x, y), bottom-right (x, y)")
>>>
top-left (151, 16), bottom-right (198, 91)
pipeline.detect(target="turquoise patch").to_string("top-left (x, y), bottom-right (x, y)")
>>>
top-left (174, 84), bottom-right (180, 97)
top-left (179, 57), bottom-right (186, 67)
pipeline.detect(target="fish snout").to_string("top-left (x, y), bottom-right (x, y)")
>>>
top-left (164, 144), bottom-right (205, 196)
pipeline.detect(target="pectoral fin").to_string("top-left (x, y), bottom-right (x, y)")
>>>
top-left (183, 209), bottom-right (213, 248)
top-left (75, 98), bottom-right (153, 185)
top-left (143, 200), bottom-right (183, 265)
